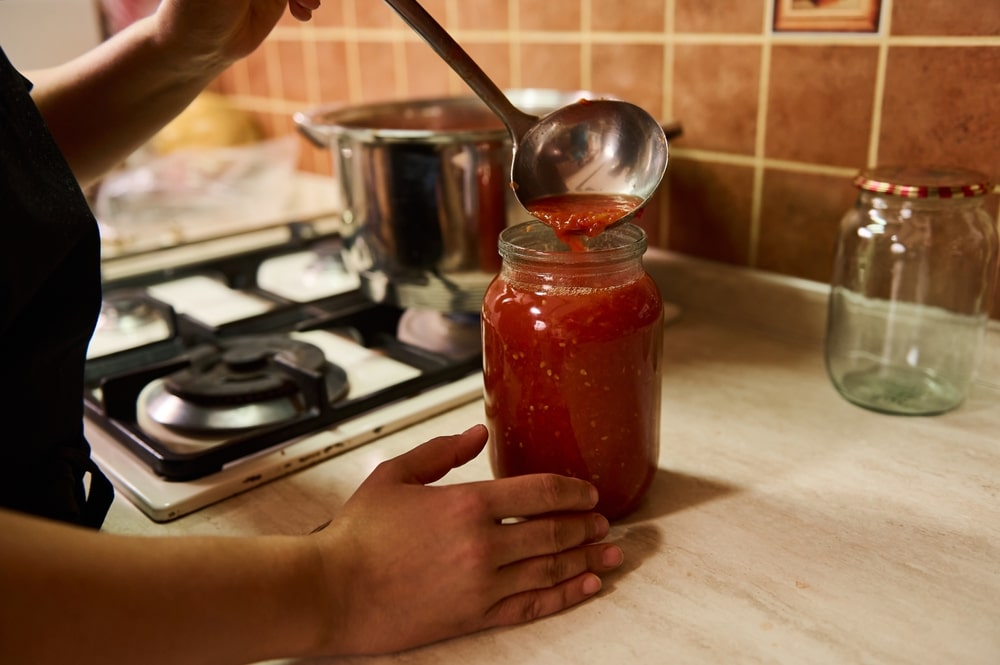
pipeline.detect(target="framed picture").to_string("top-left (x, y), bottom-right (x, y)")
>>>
top-left (773, 0), bottom-right (882, 33)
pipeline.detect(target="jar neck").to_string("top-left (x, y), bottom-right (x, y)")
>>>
top-left (498, 222), bottom-right (647, 289)
top-left (858, 190), bottom-right (987, 212)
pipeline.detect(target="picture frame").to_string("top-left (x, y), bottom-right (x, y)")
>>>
top-left (773, 0), bottom-right (882, 33)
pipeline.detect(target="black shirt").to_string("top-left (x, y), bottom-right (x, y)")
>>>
top-left (0, 46), bottom-right (113, 527)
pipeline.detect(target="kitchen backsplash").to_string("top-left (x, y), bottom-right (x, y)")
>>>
top-left (207, 0), bottom-right (1000, 316)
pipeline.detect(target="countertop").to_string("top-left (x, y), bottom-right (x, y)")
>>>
top-left (101, 250), bottom-right (1000, 665)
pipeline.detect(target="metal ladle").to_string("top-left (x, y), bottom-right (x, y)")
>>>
top-left (383, 0), bottom-right (669, 226)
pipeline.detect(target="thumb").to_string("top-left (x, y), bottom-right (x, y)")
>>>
top-left (385, 424), bottom-right (489, 486)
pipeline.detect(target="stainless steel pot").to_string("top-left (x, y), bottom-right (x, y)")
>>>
top-left (295, 90), bottom-right (598, 312)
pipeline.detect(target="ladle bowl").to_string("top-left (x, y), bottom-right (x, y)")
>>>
top-left (383, 0), bottom-right (668, 225)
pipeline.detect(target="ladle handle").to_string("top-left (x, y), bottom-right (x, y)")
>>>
top-left (382, 0), bottom-right (537, 143)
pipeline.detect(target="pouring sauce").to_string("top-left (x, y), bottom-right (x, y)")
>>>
top-left (525, 193), bottom-right (644, 247)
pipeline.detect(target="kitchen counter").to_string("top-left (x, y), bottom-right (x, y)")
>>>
top-left (101, 250), bottom-right (1000, 665)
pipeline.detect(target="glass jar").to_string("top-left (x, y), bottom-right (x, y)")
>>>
top-left (825, 166), bottom-right (997, 415)
top-left (481, 221), bottom-right (663, 520)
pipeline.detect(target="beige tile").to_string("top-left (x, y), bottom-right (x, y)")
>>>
top-left (673, 43), bottom-right (760, 155)
top-left (590, 0), bottom-right (665, 32)
top-left (272, 111), bottom-right (297, 137)
top-left (517, 0), bottom-right (582, 31)
top-left (233, 0), bottom-right (1000, 328)
top-left (313, 40), bottom-right (351, 105)
top-left (456, 0), bottom-right (510, 29)
top-left (245, 45), bottom-right (273, 98)
top-left (878, 46), bottom-right (1000, 185)
top-left (311, 0), bottom-right (346, 27)
top-left (666, 158), bottom-right (754, 266)
top-left (765, 44), bottom-right (878, 168)
top-left (355, 0), bottom-right (397, 28)
top-left (756, 168), bottom-right (857, 283)
top-left (213, 64), bottom-right (244, 97)
top-left (891, 0), bottom-right (1000, 36)
top-left (276, 41), bottom-right (309, 103)
top-left (403, 42), bottom-right (453, 98)
top-left (591, 43), bottom-right (664, 119)
top-left (519, 43), bottom-right (583, 91)
top-left (296, 135), bottom-right (334, 176)
top-left (357, 41), bottom-right (399, 102)
top-left (674, 0), bottom-right (767, 34)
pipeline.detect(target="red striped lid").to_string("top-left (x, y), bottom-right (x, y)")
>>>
top-left (854, 166), bottom-right (992, 199)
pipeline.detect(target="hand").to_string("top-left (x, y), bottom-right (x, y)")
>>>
top-left (310, 424), bottom-right (624, 656)
top-left (153, 0), bottom-right (321, 67)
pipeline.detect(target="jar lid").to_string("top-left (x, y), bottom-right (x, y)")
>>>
top-left (853, 166), bottom-right (992, 198)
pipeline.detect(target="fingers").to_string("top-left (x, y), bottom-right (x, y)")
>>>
top-left (497, 541), bottom-right (623, 598)
top-left (487, 573), bottom-right (601, 627)
top-left (377, 424), bottom-right (489, 485)
top-left (375, 427), bottom-right (598, 521)
top-left (498, 512), bottom-right (610, 565)
top-left (485, 551), bottom-right (622, 630)
top-left (289, 0), bottom-right (320, 21)
top-left (477, 473), bottom-right (599, 520)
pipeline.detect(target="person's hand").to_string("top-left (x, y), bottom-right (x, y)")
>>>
top-left (309, 424), bottom-right (624, 656)
top-left (153, 0), bottom-right (321, 68)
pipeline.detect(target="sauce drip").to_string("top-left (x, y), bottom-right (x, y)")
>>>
top-left (525, 193), bottom-right (644, 247)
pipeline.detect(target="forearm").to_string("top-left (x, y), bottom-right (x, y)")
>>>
top-left (29, 15), bottom-right (231, 187)
top-left (0, 509), bottom-right (325, 665)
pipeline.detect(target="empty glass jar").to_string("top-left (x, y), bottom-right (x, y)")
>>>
top-left (825, 166), bottom-right (997, 415)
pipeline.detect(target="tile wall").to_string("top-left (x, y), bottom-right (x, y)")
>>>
top-left (211, 0), bottom-right (1000, 315)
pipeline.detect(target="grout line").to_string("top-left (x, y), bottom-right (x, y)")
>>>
top-left (342, 0), bottom-right (363, 102)
top-left (445, 0), bottom-right (461, 95)
top-left (509, 0), bottom-right (521, 89)
top-left (867, 0), bottom-right (893, 166)
top-left (272, 26), bottom-right (999, 48)
top-left (265, 41), bottom-right (285, 113)
top-left (660, 0), bottom-right (676, 247)
top-left (748, 0), bottom-right (775, 269)
top-left (660, 0), bottom-right (674, 115)
top-left (670, 147), bottom-right (859, 177)
top-left (580, 0), bottom-right (592, 90)
top-left (885, 35), bottom-right (1000, 47)
top-left (393, 28), bottom-right (409, 97)
top-left (301, 21), bottom-right (321, 105)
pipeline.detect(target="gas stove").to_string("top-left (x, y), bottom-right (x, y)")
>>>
top-left (85, 221), bottom-right (484, 522)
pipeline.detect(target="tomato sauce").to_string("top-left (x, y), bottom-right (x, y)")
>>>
top-left (525, 193), bottom-right (644, 243)
top-left (482, 263), bottom-right (663, 520)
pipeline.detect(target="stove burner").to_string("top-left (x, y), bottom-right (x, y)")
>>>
top-left (142, 336), bottom-right (349, 432)
top-left (97, 293), bottom-right (163, 334)
top-left (88, 290), bottom-right (175, 360)
top-left (397, 309), bottom-right (482, 360)
top-left (85, 233), bottom-right (485, 492)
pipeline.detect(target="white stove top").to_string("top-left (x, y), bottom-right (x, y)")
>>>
top-left (87, 373), bottom-right (482, 522)
top-left (86, 240), bottom-right (483, 522)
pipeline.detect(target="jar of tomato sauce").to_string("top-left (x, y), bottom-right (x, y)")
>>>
top-left (481, 221), bottom-right (663, 520)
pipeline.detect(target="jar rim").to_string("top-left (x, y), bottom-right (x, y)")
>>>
top-left (498, 221), bottom-right (647, 265)
top-left (854, 166), bottom-right (992, 199)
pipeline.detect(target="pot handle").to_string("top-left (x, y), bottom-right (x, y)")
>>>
top-left (293, 110), bottom-right (332, 148)
top-left (662, 121), bottom-right (683, 141)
